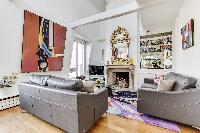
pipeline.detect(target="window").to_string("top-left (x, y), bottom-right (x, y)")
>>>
top-left (69, 41), bottom-right (77, 78)
top-left (69, 39), bottom-right (85, 78)
top-left (77, 42), bottom-right (85, 76)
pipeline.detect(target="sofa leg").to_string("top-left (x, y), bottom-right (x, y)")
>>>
top-left (21, 109), bottom-right (27, 113)
top-left (105, 112), bottom-right (108, 117)
top-left (192, 126), bottom-right (200, 130)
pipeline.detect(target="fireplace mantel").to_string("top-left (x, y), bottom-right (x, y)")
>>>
top-left (106, 65), bottom-right (134, 70)
top-left (106, 65), bottom-right (135, 90)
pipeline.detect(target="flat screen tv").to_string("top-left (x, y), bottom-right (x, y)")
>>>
top-left (89, 65), bottom-right (104, 75)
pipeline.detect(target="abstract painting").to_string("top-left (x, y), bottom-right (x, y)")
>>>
top-left (22, 11), bottom-right (67, 72)
top-left (181, 19), bottom-right (194, 50)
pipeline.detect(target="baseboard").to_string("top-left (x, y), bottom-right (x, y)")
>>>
top-left (0, 96), bottom-right (20, 111)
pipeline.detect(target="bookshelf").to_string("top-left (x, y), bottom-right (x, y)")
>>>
top-left (140, 32), bottom-right (173, 69)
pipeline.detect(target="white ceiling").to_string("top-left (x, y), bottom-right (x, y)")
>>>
top-left (74, 21), bottom-right (106, 41)
top-left (12, 0), bottom-right (104, 26)
top-left (90, 0), bottom-right (106, 11)
top-left (75, 0), bottom-right (185, 41)
top-left (72, 0), bottom-right (184, 28)
top-left (138, 0), bottom-right (184, 27)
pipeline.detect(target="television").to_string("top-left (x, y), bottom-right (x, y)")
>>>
top-left (89, 65), bottom-right (104, 75)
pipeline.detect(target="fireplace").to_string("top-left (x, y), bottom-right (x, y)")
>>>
top-left (114, 72), bottom-right (129, 88)
top-left (106, 65), bottom-right (135, 89)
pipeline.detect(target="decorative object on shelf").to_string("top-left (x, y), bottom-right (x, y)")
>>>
top-left (0, 73), bottom-right (18, 88)
top-left (110, 57), bottom-right (134, 66)
top-left (95, 79), bottom-right (101, 88)
top-left (128, 58), bottom-right (134, 65)
top-left (95, 79), bottom-right (101, 84)
top-left (110, 26), bottom-right (131, 59)
top-left (140, 32), bottom-right (172, 69)
top-left (22, 10), bottom-right (67, 72)
top-left (107, 61), bottom-right (109, 65)
top-left (181, 19), bottom-right (194, 50)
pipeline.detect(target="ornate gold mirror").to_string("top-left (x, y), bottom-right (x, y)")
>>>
top-left (110, 26), bottom-right (131, 59)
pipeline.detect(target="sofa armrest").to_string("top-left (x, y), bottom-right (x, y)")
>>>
top-left (78, 88), bottom-right (108, 122)
top-left (78, 88), bottom-right (108, 107)
top-left (137, 88), bottom-right (200, 127)
top-left (144, 78), bottom-right (155, 84)
top-left (90, 87), bottom-right (108, 95)
top-left (138, 88), bottom-right (200, 108)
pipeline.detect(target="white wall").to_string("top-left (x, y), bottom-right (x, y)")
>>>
top-left (0, 0), bottom-right (100, 97)
top-left (106, 0), bottom-right (136, 10)
top-left (89, 42), bottom-right (106, 66)
top-left (174, 0), bottom-right (200, 78)
top-left (105, 13), bottom-right (138, 63)
top-left (105, 0), bottom-right (138, 90)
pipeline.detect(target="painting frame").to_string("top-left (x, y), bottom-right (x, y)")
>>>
top-left (21, 10), bottom-right (67, 73)
top-left (181, 19), bottom-right (194, 50)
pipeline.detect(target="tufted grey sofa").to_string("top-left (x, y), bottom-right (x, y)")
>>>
top-left (19, 82), bottom-right (108, 133)
top-left (138, 72), bottom-right (200, 128)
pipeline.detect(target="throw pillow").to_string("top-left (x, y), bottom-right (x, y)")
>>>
top-left (165, 72), bottom-right (197, 91)
top-left (157, 80), bottom-right (175, 91)
top-left (154, 74), bottom-right (165, 85)
top-left (29, 75), bottom-right (52, 86)
top-left (81, 81), bottom-right (95, 93)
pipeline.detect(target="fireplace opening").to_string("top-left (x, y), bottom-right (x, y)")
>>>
top-left (114, 72), bottom-right (129, 88)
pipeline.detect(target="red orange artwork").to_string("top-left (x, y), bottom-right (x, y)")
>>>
top-left (22, 11), bottom-right (67, 72)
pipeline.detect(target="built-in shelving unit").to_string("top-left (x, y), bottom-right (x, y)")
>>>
top-left (140, 32), bottom-right (173, 69)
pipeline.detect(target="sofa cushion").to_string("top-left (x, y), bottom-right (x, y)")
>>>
top-left (141, 83), bottom-right (158, 89)
top-left (165, 72), bottom-right (197, 91)
top-left (29, 75), bottom-right (51, 86)
top-left (157, 80), bottom-right (175, 91)
top-left (47, 77), bottom-right (83, 91)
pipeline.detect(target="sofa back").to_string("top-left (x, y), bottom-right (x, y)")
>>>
top-left (165, 72), bottom-right (197, 91)
top-left (19, 82), bottom-right (107, 108)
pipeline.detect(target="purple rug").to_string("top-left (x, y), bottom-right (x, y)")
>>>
top-left (107, 98), bottom-right (180, 132)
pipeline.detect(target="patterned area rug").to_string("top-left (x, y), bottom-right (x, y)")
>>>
top-left (107, 98), bottom-right (180, 132)
top-left (112, 90), bottom-right (137, 105)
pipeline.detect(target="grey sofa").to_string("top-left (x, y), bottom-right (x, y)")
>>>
top-left (138, 72), bottom-right (200, 128)
top-left (19, 80), bottom-right (108, 133)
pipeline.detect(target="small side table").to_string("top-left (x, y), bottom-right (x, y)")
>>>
top-left (0, 85), bottom-right (20, 111)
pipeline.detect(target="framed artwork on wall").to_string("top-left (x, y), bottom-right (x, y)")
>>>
top-left (22, 10), bottom-right (67, 72)
top-left (181, 19), bottom-right (194, 50)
